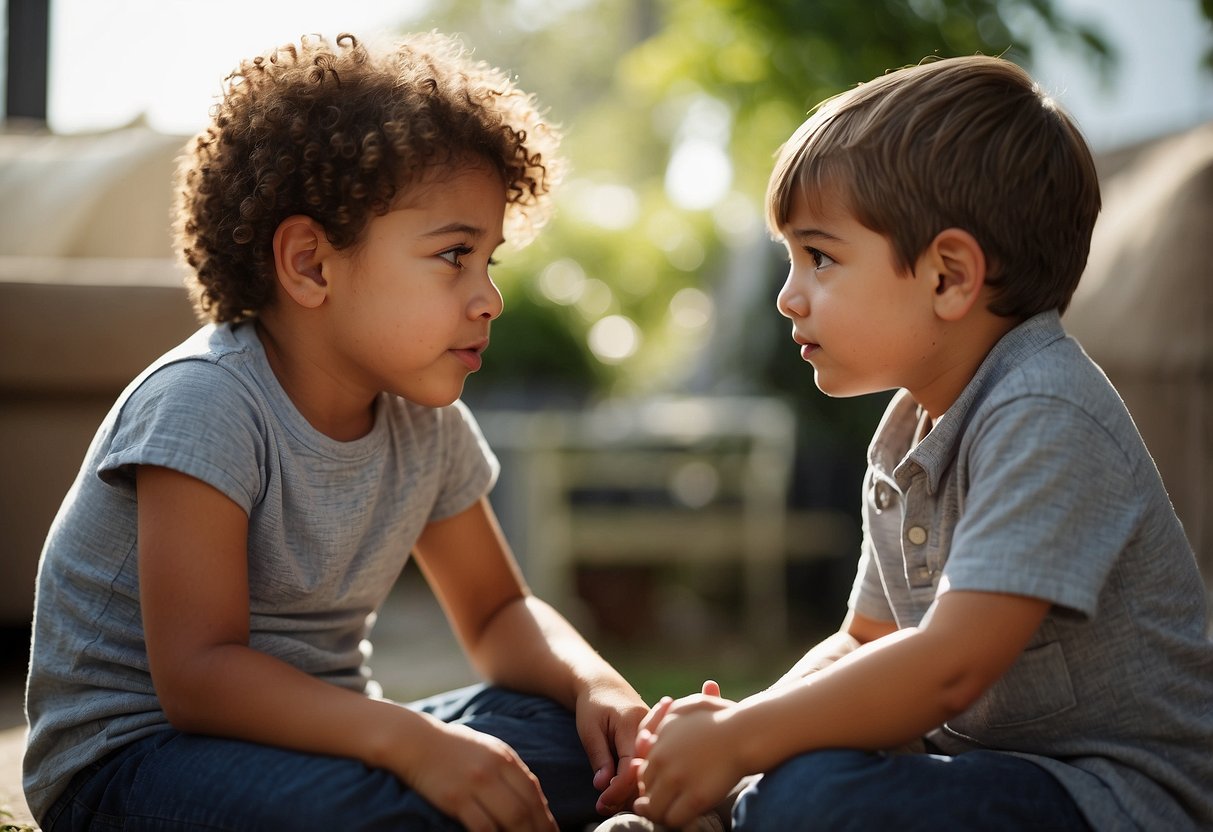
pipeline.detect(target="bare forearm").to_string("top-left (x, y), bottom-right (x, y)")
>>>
top-left (636, 593), bottom-right (1050, 829)
top-left (770, 630), bottom-right (862, 689)
top-left (469, 596), bottom-right (636, 708)
top-left (770, 606), bottom-right (900, 690)
top-left (156, 642), bottom-right (432, 772)
top-left (729, 628), bottom-right (968, 772)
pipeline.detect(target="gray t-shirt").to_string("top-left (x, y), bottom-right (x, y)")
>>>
top-left (850, 310), bottom-right (1213, 830)
top-left (24, 322), bottom-right (498, 821)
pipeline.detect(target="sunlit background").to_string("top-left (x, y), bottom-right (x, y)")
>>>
top-left (38, 1), bottom-right (1213, 144)
top-left (18, 0), bottom-right (1213, 388)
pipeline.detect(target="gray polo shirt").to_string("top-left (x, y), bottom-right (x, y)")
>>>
top-left (850, 310), bottom-right (1213, 830)
top-left (24, 322), bottom-right (498, 821)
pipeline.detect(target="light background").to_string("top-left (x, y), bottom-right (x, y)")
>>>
top-left (15, 0), bottom-right (1213, 151)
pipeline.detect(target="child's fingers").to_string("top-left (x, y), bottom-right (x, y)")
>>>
top-left (485, 763), bottom-right (558, 831)
top-left (701, 679), bottom-right (721, 697)
top-left (638, 696), bottom-right (673, 735)
top-left (633, 727), bottom-right (655, 757)
top-left (578, 724), bottom-right (617, 791)
top-left (595, 756), bottom-right (640, 813)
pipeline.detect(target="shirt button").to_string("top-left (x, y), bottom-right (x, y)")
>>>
top-left (873, 482), bottom-right (892, 510)
top-left (907, 526), bottom-right (928, 545)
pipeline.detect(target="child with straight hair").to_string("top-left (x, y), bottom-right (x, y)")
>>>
top-left (606, 55), bottom-right (1213, 831)
top-left (24, 32), bottom-right (646, 831)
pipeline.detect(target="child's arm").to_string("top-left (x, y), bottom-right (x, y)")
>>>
top-left (636, 611), bottom-right (895, 746)
top-left (137, 465), bottom-right (560, 832)
top-left (633, 589), bottom-right (1050, 826)
top-left (769, 609), bottom-right (898, 688)
top-left (652, 615), bottom-right (891, 735)
top-left (412, 497), bottom-right (649, 813)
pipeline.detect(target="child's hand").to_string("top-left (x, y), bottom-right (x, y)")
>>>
top-left (394, 720), bottom-right (558, 831)
top-left (573, 680), bottom-right (649, 815)
top-left (633, 680), bottom-right (731, 759)
top-left (631, 691), bottom-right (742, 828)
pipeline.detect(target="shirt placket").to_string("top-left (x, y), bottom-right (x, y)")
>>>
top-left (898, 469), bottom-right (940, 619)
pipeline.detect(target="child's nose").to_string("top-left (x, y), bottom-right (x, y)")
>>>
top-left (474, 275), bottom-right (504, 320)
top-left (776, 272), bottom-right (806, 319)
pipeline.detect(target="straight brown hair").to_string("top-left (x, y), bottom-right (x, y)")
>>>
top-left (767, 56), bottom-right (1101, 318)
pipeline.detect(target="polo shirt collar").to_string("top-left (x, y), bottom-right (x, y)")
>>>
top-left (867, 309), bottom-right (1068, 495)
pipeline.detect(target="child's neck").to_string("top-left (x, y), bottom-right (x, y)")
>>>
top-left (913, 311), bottom-right (1019, 422)
top-left (254, 317), bottom-right (377, 442)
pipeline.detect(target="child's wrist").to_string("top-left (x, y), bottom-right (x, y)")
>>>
top-left (362, 701), bottom-right (436, 775)
top-left (713, 705), bottom-right (752, 773)
top-left (574, 667), bottom-right (643, 706)
top-left (721, 699), bottom-right (781, 775)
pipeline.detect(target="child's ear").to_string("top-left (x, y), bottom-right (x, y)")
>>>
top-left (918, 227), bottom-right (987, 321)
top-left (272, 215), bottom-right (330, 309)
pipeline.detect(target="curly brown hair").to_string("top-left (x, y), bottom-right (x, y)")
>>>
top-left (174, 32), bottom-right (563, 323)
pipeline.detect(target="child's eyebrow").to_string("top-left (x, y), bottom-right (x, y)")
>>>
top-left (424, 222), bottom-right (487, 238)
top-left (788, 227), bottom-right (844, 244)
top-left (422, 222), bottom-right (508, 249)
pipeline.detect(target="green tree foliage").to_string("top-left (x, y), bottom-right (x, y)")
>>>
top-left (618, 0), bottom-right (1114, 202)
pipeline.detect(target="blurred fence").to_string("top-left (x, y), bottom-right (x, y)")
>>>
top-left (480, 396), bottom-right (856, 643)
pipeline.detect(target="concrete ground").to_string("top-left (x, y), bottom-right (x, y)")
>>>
top-left (1, 629), bottom-right (34, 828)
top-left (0, 567), bottom-right (479, 830)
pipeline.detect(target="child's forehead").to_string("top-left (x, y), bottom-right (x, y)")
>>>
top-left (392, 159), bottom-right (507, 209)
top-left (781, 179), bottom-right (857, 231)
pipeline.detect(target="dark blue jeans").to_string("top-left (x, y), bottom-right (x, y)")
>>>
top-left (732, 748), bottom-right (1092, 831)
top-left (44, 684), bottom-right (602, 831)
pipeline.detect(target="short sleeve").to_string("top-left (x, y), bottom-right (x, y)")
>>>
top-left (944, 395), bottom-right (1143, 617)
top-left (428, 400), bottom-right (500, 522)
top-left (99, 360), bottom-right (266, 513)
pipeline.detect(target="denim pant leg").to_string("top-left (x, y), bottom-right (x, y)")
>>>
top-left (44, 684), bottom-right (599, 832)
top-left (732, 748), bottom-right (1093, 832)
top-left (408, 683), bottom-right (602, 827)
top-left (44, 728), bottom-right (454, 832)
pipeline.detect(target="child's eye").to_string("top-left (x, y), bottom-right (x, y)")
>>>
top-left (438, 245), bottom-right (473, 268)
top-left (439, 247), bottom-right (499, 270)
top-left (807, 247), bottom-right (836, 269)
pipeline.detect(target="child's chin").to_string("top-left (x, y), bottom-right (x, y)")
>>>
top-left (814, 375), bottom-right (876, 400)
top-left (400, 386), bottom-right (465, 409)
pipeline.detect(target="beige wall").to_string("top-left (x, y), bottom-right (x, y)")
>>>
top-left (0, 260), bottom-right (198, 623)
top-left (1066, 121), bottom-right (1213, 599)
top-left (0, 124), bottom-right (193, 623)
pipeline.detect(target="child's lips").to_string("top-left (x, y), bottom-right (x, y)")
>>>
top-left (451, 339), bottom-right (488, 371)
top-left (793, 333), bottom-right (819, 361)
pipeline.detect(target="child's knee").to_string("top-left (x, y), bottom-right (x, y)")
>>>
top-left (732, 749), bottom-right (882, 831)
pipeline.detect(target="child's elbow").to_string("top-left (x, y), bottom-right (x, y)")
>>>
top-left (150, 660), bottom-right (224, 733)
top-left (148, 642), bottom-right (243, 733)
top-left (936, 666), bottom-right (995, 719)
top-left (156, 684), bottom-right (210, 733)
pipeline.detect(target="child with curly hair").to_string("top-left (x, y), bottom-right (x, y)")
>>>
top-left (25, 32), bottom-right (646, 831)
